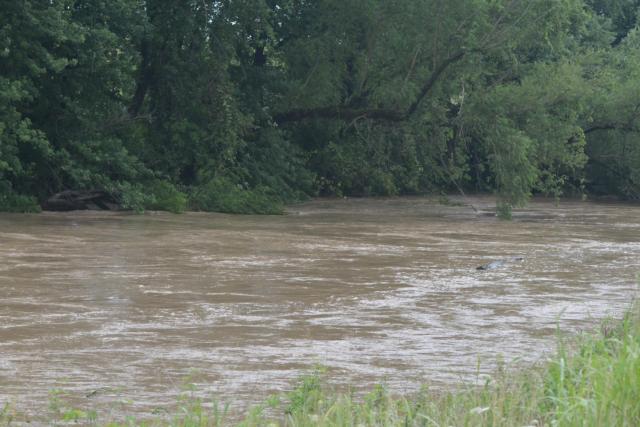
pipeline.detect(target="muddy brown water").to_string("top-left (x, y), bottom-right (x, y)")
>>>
top-left (1, 197), bottom-right (639, 418)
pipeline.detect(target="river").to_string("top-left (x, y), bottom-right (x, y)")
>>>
top-left (1, 196), bottom-right (639, 418)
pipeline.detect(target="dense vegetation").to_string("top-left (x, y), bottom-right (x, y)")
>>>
top-left (3, 305), bottom-right (638, 426)
top-left (1, 0), bottom-right (639, 215)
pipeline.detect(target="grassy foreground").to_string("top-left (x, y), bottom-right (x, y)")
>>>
top-left (2, 307), bottom-right (639, 427)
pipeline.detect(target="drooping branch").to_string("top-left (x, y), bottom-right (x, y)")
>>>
top-left (584, 123), bottom-right (638, 134)
top-left (272, 0), bottom-right (544, 126)
top-left (587, 156), bottom-right (640, 199)
top-left (273, 106), bottom-right (405, 123)
top-left (273, 50), bottom-right (466, 125)
top-left (405, 50), bottom-right (466, 117)
top-left (564, 123), bottom-right (638, 146)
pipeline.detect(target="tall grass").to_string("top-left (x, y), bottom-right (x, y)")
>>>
top-left (2, 307), bottom-right (639, 426)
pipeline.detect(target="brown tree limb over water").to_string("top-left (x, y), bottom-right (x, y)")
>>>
top-left (273, 51), bottom-right (466, 124)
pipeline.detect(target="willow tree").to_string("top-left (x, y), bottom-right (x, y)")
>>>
top-left (582, 28), bottom-right (640, 198)
top-left (256, 0), bottom-right (592, 213)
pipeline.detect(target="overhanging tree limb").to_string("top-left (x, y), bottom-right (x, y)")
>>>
top-left (272, 106), bottom-right (405, 123)
top-left (273, 50), bottom-right (466, 124)
top-left (406, 50), bottom-right (466, 117)
top-left (584, 123), bottom-right (638, 134)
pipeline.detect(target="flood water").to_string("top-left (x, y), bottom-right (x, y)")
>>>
top-left (1, 197), bottom-right (639, 417)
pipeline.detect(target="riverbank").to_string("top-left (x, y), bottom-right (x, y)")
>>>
top-left (3, 304), bottom-right (638, 426)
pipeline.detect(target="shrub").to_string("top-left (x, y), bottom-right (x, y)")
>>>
top-left (145, 180), bottom-right (187, 213)
top-left (0, 182), bottom-right (41, 213)
top-left (189, 177), bottom-right (284, 215)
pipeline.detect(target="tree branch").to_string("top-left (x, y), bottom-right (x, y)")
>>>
top-left (273, 106), bottom-right (405, 123)
top-left (406, 50), bottom-right (465, 117)
top-left (273, 50), bottom-right (466, 124)
top-left (584, 123), bottom-right (638, 134)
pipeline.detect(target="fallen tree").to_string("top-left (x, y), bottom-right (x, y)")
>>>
top-left (42, 190), bottom-right (120, 212)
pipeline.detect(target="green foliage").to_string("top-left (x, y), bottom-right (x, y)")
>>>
top-left (582, 29), bottom-right (640, 199)
top-left (0, 182), bottom-right (41, 213)
top-left (233, 128), bottom-right (315, 203)
top-left (586, 0), bottom-right (640, 43)
top-left (104, 179), bottom-right (188, 214)
top-left (0, 0), bottom-right (639, 214)
top-left (190, 177), bottom-right (284, 215)
top-left (285, 369), bottom-right (325, 416)
top-left (542, 310), bottom-right (640, 425)
top-left (145, 180), bottom-right (188, 213)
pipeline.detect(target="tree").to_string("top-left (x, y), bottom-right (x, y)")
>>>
top-left (1, 0), bottom-right (638, 214)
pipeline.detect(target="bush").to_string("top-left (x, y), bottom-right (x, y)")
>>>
top-left (105, 180), bottom-right (187, 213)
top-left (189, 177), bottom-right (284, 215)
top-left (0, 182), bottom-right (41, 213)
top-left (144, 180), bottom-right (187, 213)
